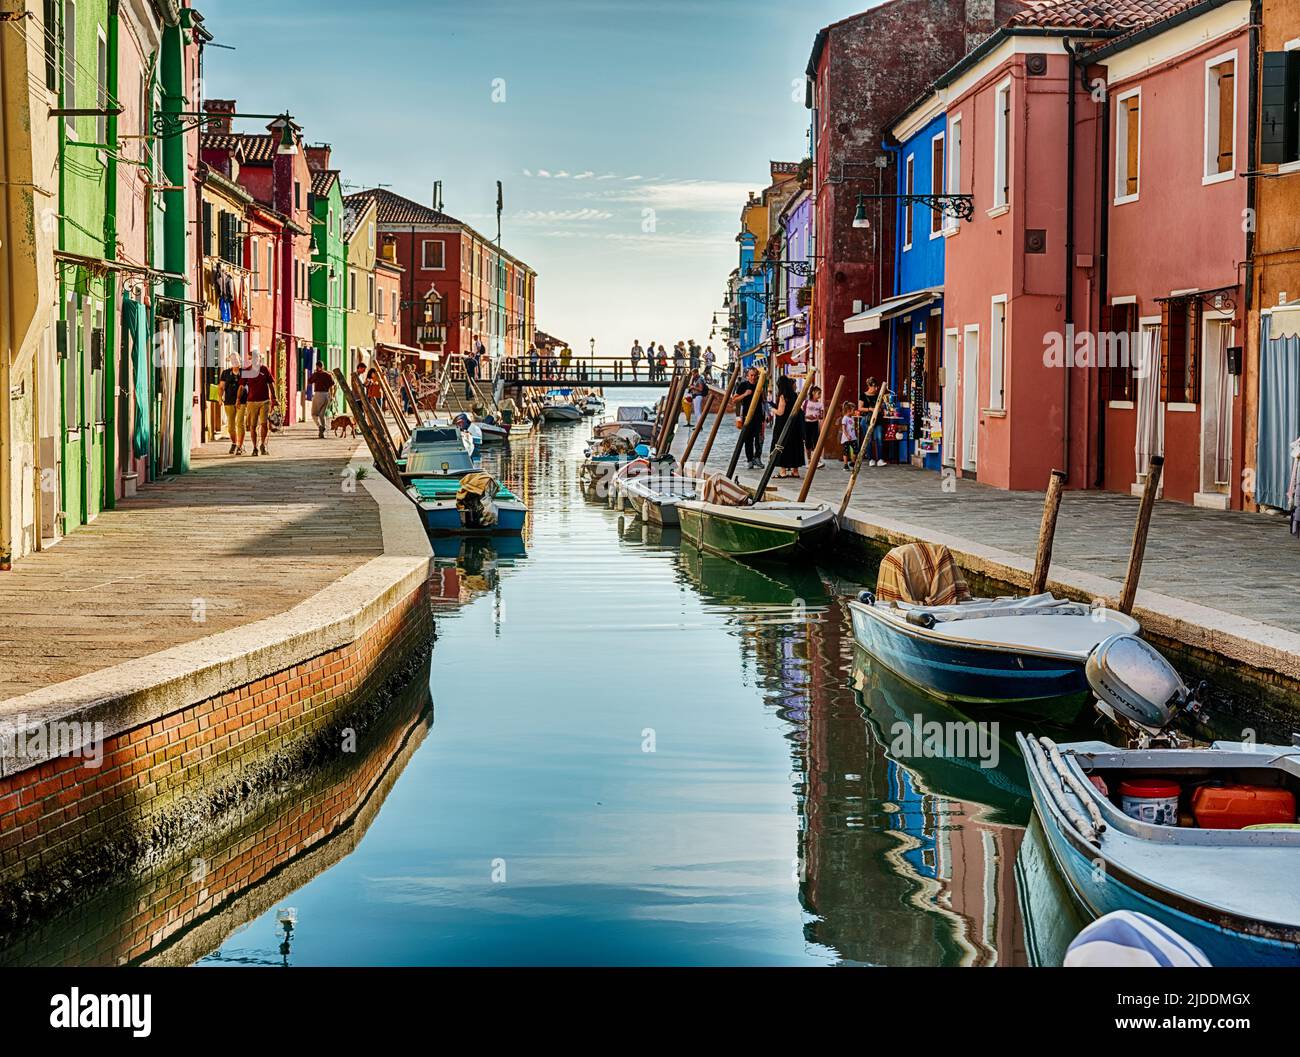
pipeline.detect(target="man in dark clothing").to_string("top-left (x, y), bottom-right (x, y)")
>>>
top-left (729, 366), bottom-right (766, 469)
top-left (308, 363), bottom-right (335, 438)
top-left (218, 355), bottom-right (245, 454)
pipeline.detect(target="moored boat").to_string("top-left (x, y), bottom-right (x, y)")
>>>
top-left (406, 473), bottom-right (527, 536)
top-left (541, 389), bottom-right (583, 422)
top-left (676, 494), bottom-right (837, 561)
top-left (620, 472), bottom-right (698, 526)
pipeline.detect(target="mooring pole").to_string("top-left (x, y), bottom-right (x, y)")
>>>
top-left (751, 369), bottom-right (817, 504)
top-left (1030, 469), bottom-right (1068, 595)
top-left (691, 363), bottom-right (742, 477)
top-left (798, 374), bottom-right (844, 502)
top-left (1119, 455), bottom-right (1163, 615)
top-left (837, 388), bottom-right (887, 520)
top-left (725, 366), bottom-right (767, 480)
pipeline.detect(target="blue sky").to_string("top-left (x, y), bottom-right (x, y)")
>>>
top-left (205, 0), bottom-right (871, 354)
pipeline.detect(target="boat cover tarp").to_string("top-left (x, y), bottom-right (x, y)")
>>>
top-left (891, 593), bottom-right (1094, 622)
top-left (457, 472), bottom-right (500, 528)
top-left (876, 542), bottom-right (971, 606)
top-left (617, 406), bottom-right (654, 423)
top-left (701, 473), bottom-right (750, 507)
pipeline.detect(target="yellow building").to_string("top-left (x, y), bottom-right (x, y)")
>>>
top-left (1, 0), bottom-right (61, 566)
top-left (344, 194), bottom-right (379, 375)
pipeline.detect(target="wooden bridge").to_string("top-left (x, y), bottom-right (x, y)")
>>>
top-left (496, 355), bottom-right (727, 388)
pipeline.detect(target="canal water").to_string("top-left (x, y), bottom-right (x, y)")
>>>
top-left (181, 389), bottom-right (1092, 968)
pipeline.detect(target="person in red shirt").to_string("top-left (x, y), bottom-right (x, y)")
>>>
top-left (241, 356), bottom-right (275, 456)
top-left (308, 363), bottom-right (335, 438)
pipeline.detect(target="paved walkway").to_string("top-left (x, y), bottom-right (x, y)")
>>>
top-left (0, 423), bottom-right (382, 700)
top-left (672, 414), bottom-right (1300, 637)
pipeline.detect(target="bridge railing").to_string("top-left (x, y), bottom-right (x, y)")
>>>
top-left (498, 355), bottom-right (726, 386)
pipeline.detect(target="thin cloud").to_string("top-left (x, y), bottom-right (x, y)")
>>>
top-left (516, 208), bottom-right (614, 222)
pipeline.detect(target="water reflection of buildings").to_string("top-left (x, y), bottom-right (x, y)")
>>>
top-left (683, 541), bottom-right (1031, 967)
top-left (0, 654), bottom-right (433, 967)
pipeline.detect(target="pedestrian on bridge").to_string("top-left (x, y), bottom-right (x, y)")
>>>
top-left (703, 345), bottom-right (716, 382)
top-left (630, 340), bottom-right (643, 380)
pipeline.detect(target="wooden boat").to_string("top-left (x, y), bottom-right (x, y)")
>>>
top-left (847, 591), bottom-right (1138, 720)
top-left (614, 405), bottom-right (657, 441)
top-left (405, 475), bottom-right (527, 536)
top-left (541, 389), bottom-right (583, 422)
top-left (676, 497), bottom-right (837, 561)
top-left (1019, 633), bottom-right (1300, 966)
top-left (620, 473), bottom-right (698, 526)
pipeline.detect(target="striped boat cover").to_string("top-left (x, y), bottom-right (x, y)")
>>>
top-left (875, 542), bottom-right (972, 606)
top-left (701, 473), bottom-right (750, 507)
top-left (1064, 911), bottom-right (1212, 967)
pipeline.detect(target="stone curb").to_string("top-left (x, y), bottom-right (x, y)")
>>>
top-left (0, 449), bottom-right (432, 777)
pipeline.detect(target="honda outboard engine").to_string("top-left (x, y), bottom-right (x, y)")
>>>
top-left (1086, 634), bottom-right (1202, 746)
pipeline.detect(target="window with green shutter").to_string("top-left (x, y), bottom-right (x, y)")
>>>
top-left (1261, 51), bottom-right (1300, 165)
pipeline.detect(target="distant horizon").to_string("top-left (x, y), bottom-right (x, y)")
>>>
top-left (204, 0), bottom-right (874, 356)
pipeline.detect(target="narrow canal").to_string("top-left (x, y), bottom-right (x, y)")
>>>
top-left (187, 389), bottom-right (1086, 968)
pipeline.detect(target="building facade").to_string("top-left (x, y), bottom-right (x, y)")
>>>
top-left (307, 149), bottom-right (345, 392)
top-left (343, 193), bottom-right (378, 374)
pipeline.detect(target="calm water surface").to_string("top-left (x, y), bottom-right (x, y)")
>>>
top-left (197, 390), bottom-right (1083, 967)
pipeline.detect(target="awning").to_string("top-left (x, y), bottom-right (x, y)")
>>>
top-left (843, 288), bottom-right (941, 334)
top-left (1267, 301), bottom-right (1300, 342)
top-left (378, 340), bottom-right (437, 362)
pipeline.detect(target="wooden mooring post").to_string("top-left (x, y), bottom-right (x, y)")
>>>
top-left (798, 374), bottom-right (844, 502)
top-left (690, 363), bottom-right (742, 477)
top-left (1030, 469), bottom-right (1068, 595)
top-left (837, 388), bottom-right (887, 520)
top-left (332, 368), bottom-right (402, 486)
top-left (1119, 455), bottom-right (1164, 615)
top-left (725, 366), bottom-right (767, 480)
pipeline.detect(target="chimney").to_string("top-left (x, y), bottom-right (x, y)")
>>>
top-left (305, 144), bottom-right (332, 172)
top-left (204, 98), bottom-right (237, 134)
top-left (964, 0), bottom-right (998, 52)
top-left (380, 234), bottom-right (398, 264)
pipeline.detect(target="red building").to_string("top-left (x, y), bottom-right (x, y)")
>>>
top-left (1086, 0), bottom-right (1251, 509)
top-left (201, 102), bottom-right (316, 424)
top-left (345, 188), bottom-right (536, 372)
top-left (805, 0), bottom-right (1027, 394)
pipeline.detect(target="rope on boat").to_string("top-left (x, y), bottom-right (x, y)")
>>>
top-left (1042, 737), bottom-right (1107, 836)
top-left (1026, 735), bottom-right (1100, 846)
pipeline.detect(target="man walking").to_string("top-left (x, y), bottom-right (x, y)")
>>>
top-left (242, 354), bottom-right (276, 457)
top-left (703, 345), bottom-right (716, 383)
top-left (464, 344), bottom-right (479, 400)
top-left (308, 361), bottom-right (336, 438)
top-left (729, 366), bottom-right (767, 470)
top-left (219, 353), bottom-right (244, 455)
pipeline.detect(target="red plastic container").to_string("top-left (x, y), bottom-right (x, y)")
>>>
top-left (1192, 784), bottom-right (1297, 830)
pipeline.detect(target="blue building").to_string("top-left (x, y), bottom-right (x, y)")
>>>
top-left (730, 230), bottom-right (770, 368)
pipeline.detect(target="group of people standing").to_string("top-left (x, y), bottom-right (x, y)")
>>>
top-left (216, 354), bottom-right (277, 457)
top-left (725, 368), bottom-right (891, 477)
top-left (628, 339), bottom-right (716, 383)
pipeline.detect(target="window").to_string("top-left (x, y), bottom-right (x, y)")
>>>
top-left (367, 275), bottom-right (375, 314)
top-left (422, 240), bottom-right (444, 270)
top-left (1115, 89), bottom-right (1141, 202)
top-left (294, 181), bottom-right (301, 210)
top-left (993, 78), bottom-right (1011, 208)
top-left (329, 273), bottom-right (338, 309)
top-left (266, 244), bottom-right (273, 297)
top-left (392, 291), bottom-right (397, 320)
top-left (44, 2), bottom-right (58, 91)
top-left (903, 154), bottom-right (914, 249)
top-left (63, 1), bottom-right (76, 135)
top-left (1102, 302), bottom-right (1138, 402)
top-left (1261, 48), bottom-right (1300, 165)
top-left (201, 201), bottom-right (213, 257)
top-left (251, 237), bottom-right (259, 290)
top-left (95, 28), bottom-right (107, 146)
top-left (368, 222), bottom-right (375, 249)
top-left (990, 297), bottom-right (1006, 410)
top-left (376, 281), bottom-right (384, 319)
top-left (328, 208), bottom-right (334, 242)
top-left (349, 269), bottom-right (357, 311)
top-left (1204, 53), bottom-right (1237, 182)
top-left (1161, 300), bottom-right (1201, 405)
top-left (930, 133), bottom-right (945, 236)
top-left (947, 115), bottom-right (962, 231)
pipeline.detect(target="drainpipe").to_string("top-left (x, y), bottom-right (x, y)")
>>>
top-left (1096, 68), bottom-right (1111, 490)
top-left (0, 5), bottom-right (14, 569)
top-left (102, 0), bottom-right (120, 510)
top-left (1063, 37), bottom-right (1079, 483)
top-left (1245, 0), bottom-right (1260, 314)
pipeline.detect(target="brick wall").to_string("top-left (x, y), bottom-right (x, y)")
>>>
top-left (0, 580), bottom-right (435, 947)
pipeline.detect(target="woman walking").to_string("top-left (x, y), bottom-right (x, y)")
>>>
top-left (770, 374), bottom-right (807, 479)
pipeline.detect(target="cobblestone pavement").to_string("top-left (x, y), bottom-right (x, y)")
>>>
top-left (671, 411), bottom-right (1300, 634)
top-left (0, 423), bottom-right (382, 699)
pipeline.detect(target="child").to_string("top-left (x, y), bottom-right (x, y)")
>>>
top-left (803, 385), bottom-right (824, 464)
top-left (839, 400), bottom-right (858, 470)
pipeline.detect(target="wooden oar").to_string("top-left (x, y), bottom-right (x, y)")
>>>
top-left (376, 369), bottom-right (411, 443)
top-left (658, 370), bottom-right (693, 454)
top-left (837, 387), bottom-right (888, 520)
top-left (332, 368), bottom-right (402, 486)
top-left (798, 373), bottom-right (844, 502)
top-left (725, 366), bottom-right (767, 480)
top-left (690, 363), bottom-right (742, 477)
top-left (1030, 469), bottom-right (1068, 594)
top-left (751, 369), bottom-right (817, 504)
top-left (1119, 455), bottom-right (1163, 614)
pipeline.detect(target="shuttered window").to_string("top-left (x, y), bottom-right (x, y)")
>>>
top-left (1102, 303), bottom-right (1138, 402)
top-left (1204, 55), bottom-right (1236, 180)
top-left (1261, 50), bottom-right (1300, 165)
top-left (1116, 91), bottom-right (1140, 200)
top-left (1160, 301), bottom-right (1201, 405)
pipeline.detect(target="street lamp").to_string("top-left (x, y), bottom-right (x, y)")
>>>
top-left (852, 199), bottom-right (871, 229)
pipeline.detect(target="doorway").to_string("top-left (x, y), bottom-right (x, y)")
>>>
top-left (1134, 319), bottom-right (1163, 494)
top-left (1197, 315), bottom-right (1233, 506)
top-left (961, 324), bottom-right (979, 472)
top-left (942, 329), bottom-right (958, 467)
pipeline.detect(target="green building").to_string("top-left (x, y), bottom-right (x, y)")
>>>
top-left (308, 157), bottom-right (346, 379)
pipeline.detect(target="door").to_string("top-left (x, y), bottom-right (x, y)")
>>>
top-left (61, 291), bottom-right (85, 530)
top-left (1199, 317), bottom-right (1233, 498)
top-left (942, 329), bottom-right (958, 467)
top-left (1134, 321), bottom-right (1164, 488)
top-left (86, 299), bottom-right (104, 521)
top-left (961, 325), bottom-right (979, 472)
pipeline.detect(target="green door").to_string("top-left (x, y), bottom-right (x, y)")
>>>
top-left (61, 290), bottom-right (85, 531)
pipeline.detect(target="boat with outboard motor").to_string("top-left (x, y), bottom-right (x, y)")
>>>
top-left (1018, 633), bottom-right (1300, 967)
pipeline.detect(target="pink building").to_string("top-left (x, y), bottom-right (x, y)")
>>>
top-left (937, 0), bottom-right (1186, 491)
top-left (1087, 0), bottom-right (1251, 509)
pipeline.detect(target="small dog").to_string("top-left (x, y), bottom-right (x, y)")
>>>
top-left (332, 415), bottom-right (357, 438)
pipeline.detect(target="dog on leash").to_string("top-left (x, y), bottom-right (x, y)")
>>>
top-left (332, 415), bottom-right (357, 438)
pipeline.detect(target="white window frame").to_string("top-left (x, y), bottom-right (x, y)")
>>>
top-left (266, 244), bottom-right (273, 298)
top-left (421, 239), bottom-right (444, 270)
top-left (946, 114), bottom-right (962, 235)
top-left (368, 221), bottom-right (375, 249)
top-left (903, 153), bottom-right (915, 250)
top-left (930, 131), bottom-right (946, 238)
top-left (95, 26), bottom-right (107, 147)
top-left (63, 1), bottom-right (77, 137)
top-left (993, 78), bottom-right (1012, 210)
top-left (367, 274), bottom-right (375, 314)
top-left (349, 269), bottom-right (357, 311)
top-left (1114, 87), bottom-right (1142, 204)
top-left (1202, 50), bottom-right (1238, 186)
top-left (989, 295), bottom-right (1007, 412)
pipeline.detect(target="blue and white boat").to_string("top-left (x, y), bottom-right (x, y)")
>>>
top-left (1018, 635), bottom-right (1300, 967)
top-left (406, 475), bottom-right (527, 536)
top-left (848, 591), bottom-right (1139, 722)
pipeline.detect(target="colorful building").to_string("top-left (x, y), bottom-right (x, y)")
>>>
top-left (374, 236), bottom-right (403, 349)
top-left (343, 192), bottom-right (378, 373)
top-left (1086, 0), bottom-right (1251, 509)
top-left (307, 148), bottom-right (346, 390)
top-left (775, 181), bottom-right (813, 377)
top-left (1247, 0), bottom-right (1300, 514)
